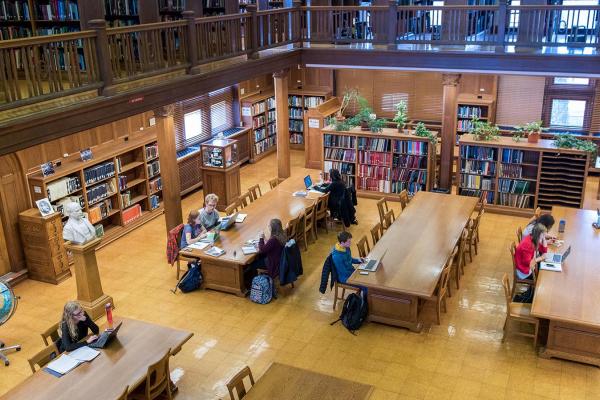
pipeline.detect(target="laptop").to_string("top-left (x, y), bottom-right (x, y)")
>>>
top-left (540, 245), bottom-right (571, 272)
top-left (304, 175), bottom-right (327, 192)
top-left (219, 212), bottom-right (239, 231)
top-left (88, 321), bottom-right (123, 349)
top-left (358, 249), bottom-right (388, 273)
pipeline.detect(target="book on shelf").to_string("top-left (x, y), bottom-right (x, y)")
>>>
top-left (290, 133), bottom-right (304, 144)
top-left (204, 0), bottom-right (224, 7)
top-left (253, 115), bottom-right (266, 129)
top-left (88, 199), bottom-right (113, 224)
top-left (84, 161), bottom-right (115, 185)
top-left (461, 159), bottom-right (496, 175)
top-left (254, 128), bottom-right (267, 142)
top-left (304, 96), bottom-right (324, 108)
top-left (358, 177), bottom-right (391, 193)
top-left (457, 105), bottom-right (483, 119)
top-left (147, 160), bottom-right (160, 178)
top-left (358, 165), bottom-right (391, 180)
top-left (0, 26), bottom-right (32, 39)
top-left (457, 119), bottom-right (474, 133)
top-left (267, 110), bottom-right (276, 123)
top-left (122, 204), bottom-right (142, 225)
top-left (35, 1), bottom-right (80, 21)
top-left (323, 160), bottom-right (355, 175)
top-left (266, 123), bottom-right (276, 137)
top-left (255, 136), bottom-right (276, 155)
top-left (288, 95), bottom-right (302, 107)
top-left (393, 140), bottom-right (428, 155)
top-left (289, 107), bottom-right (303, 119)
top-left (393, 154), bottom-right (427, 169)
top-left (289, 120), bottom-right (303, 132)
top-left (54, 195), bottom-right (85, 216)
top-left (498, 179), bottom-right (532, 194)
top-left (460, 145), bottom-right (496, 161)
top-left (87, 181), bottom-right (115, 205)
top-left (104, 0), bottom-right (139, 17)
top-left (359, 151), bottom-right (391, 166)
top-left (145, 143), bottom-right (159, 160)
top-left (251, 101), bottom-right (265, 115)
top-left (391, 180), bottom-right (425, 195)
top-left (460, 188), bottom-right (494, 204)
top-left (118, 175), bottom-right (128, 191)
top-left (47, 175), bottom-right (81, 202)
top-left (0, 0), bottom-right (31, 21)
top-left (324, 134), bottom-right (355, 148)
top-left (149, 177), bottom-right (162, 193)
top-left (460, 174), bottom-right (494, 191)
top-left (150, 194), bottom-right (160, 210)
top-left (324, 148), bottom-right (356, 162)
top-left (498, 193), bottom-right (533, 209)
top-left (266, 97), bottom-right (275, 110)
top-left (391, 169), bottom-right (427, 186)
top-left (357, 137), bottom-right (390, 152)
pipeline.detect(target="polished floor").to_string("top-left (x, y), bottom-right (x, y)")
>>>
top-left (2, 150), bottom-right (600, 400)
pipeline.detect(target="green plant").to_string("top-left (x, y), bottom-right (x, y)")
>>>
top-left (369, 118), bottom-right (386, 133)
top-left (512, 131), bottom-right (523, 142)
top-left (348, 96), bottom-right (374, 126)
top-left (553, 133), bottom-right (598, 156)
top-left (392, 100), bottom-right (408, 129)
top-left (337, 88), bottom-right (359, 118)
top-left (326, 116), bottom-right (352, 131)
top-left (515, 120), bottom-right (546, 137)
top-left (470, 117), bottom-right (500, 141)
top-left (414, 122), bottom-right (437, 145)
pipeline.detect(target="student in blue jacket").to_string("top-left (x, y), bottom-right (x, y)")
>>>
top-left (331, 231), bottom-right (364, 284)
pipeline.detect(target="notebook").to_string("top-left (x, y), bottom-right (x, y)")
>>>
top-left (187, 241), bottom-right (211, 250)
top-left (46, 354), bottom-right (82, 375)
top-left (206, 246), bottom-right (225, 257)
top-left (242, 246), bottom-right (258, 255)
top-left (236, 214), bottom-right (247, 223)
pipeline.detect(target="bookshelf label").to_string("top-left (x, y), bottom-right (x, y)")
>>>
top-left (242, 107), bottom-right (251, 117)
top-left (309, 118), bottom-right (319, 128)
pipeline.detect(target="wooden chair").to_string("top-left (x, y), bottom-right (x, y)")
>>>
top-left (356, 235), bottom-right (370, 258)
top-left (333, 281), bottom-right (361, 311)
top-left (301, 204), bottom-right (317, 250)
top-left (465, 209), bottom-right (484, 262)
top-left (447, 246), bottom-right (459, 298)
top-left (28, 343), bottom-right (59, 373)
top-left (429, 260), bottom-right (452, 324)
top-left (226, 365), bottom-right (255, 400)
top-left (269, 178), bottom-right (279, 189)
top-left (130, 349), bottom-right (172, 400)
top-left (175, 229), bottom-right (198, 280)
top-left (40, 322), bottom-right (60, 346)
top-left (294, 213), bottom-right (306, 251)
top-left (314, 192), bottom-right (330, 235)
top-left (285, 215), bottom-right (300, 242)
top-left (516, 226), bottom-right (523, 243)
top-left (248, 184), bottom-right (262, 201)
top-left (399, 189), bottom-right (409, 210)
top-left (225, 201), bottom-right (239, 215)
top-left (239, 191), bottom-right (252, 208)
top-left (117, 386), bottom-right (129, 400)
top-left (509, 241), bottom-right (535, 298)
top-left (370, 223), bottom-right (383, 245)
top-left (376, 198), bottom-right (388, 227)
top-left (502, 273), bottom-right (539, 348)
top-left (452, 229), bottom-right (468, 289)
top-left (383, 209), bottom-right (395, 230)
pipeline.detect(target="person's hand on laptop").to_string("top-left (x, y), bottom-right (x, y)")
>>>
top-left (86, 335), bottom-right (98, 343)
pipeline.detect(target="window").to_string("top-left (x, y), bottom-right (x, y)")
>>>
top-left (550, 99), bottom-right (587, 128)
top-left (211, 101), bottom-right (227, 129)
top-left (184, 110), bottom-right (203, 141)
top-left (209, 88), bottom-right (234, 135)
top-left (380, 92), bottom-right (409, 115)
top-left (430, 1), bottom-right (444, 26)
top-left (561, 0), bottom-right (598, 30)
top-left (554, 77), bottom-right (590, 85)
top-left (509, 0), bottom-right (520, 29)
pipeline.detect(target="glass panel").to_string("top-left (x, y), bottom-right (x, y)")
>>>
top-left (184, 110), bottom-right (203, 141)
top-left (553, 77), bottom-right (590, 85)
top-left (550, 99), bottom-right (586, 128)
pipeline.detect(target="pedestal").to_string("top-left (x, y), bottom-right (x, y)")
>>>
top-left (64, 238), bottom-right (113, 320)
top-left (201, 165), bottom-right (241, 212)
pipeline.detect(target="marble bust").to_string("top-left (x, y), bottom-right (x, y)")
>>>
top-left (63, 202), bottom-right (97, 244)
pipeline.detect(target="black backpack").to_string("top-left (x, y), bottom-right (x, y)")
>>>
top-left (331, 292), bottom-right (368, 334)
top-left (172, 261), bottom-right (202, 294)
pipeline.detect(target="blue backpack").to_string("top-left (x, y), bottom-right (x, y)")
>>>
top-left (249, 275), bottom-right (274, 304)
top-left (173, 262), bottom-right (202, 294)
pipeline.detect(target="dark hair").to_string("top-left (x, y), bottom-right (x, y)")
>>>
top-left (187, 210), bottom-right (200, 226)
top-left (337, 231), bottom-right (352, 243)
top-left (329, 168), bottom-right (342, 182)
top-left (531, 223), bottom-right (547, 248)
top-left (537, 214), bottom-right (555, 230)
top-left (269, 219), bottom-right (286, 245)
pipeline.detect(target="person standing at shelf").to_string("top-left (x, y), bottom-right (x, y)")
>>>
top-left (180, 210), bottom-right (207, 249)
top-left (57, 301), bottom-right (99, 353)
top-left (198, 193), bottom-right (220, 230)
top-left (324, 169), bottom-right (357, 227)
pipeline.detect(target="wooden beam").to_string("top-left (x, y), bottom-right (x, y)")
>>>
top-left (440, 73), bottom-right (461, 191)
top-left (273, 70), bottom-right (290, 179)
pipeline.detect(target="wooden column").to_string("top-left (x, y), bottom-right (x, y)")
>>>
top-left (440, 73), bottom-right (461, 191)
top-left (65, 238), bottom-right (113, 321)
top-left (274, 70), bottom-right (291, 180)
top-left (154, 106), bottom-right (183, 232)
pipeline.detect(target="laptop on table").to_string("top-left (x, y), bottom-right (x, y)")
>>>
top-left (540, 245), bottom-right (571, 272)
top-left (88, 321), bottom-right (123, 349)
top-left (219, 212), bottom-right (239, 231)
top-left (304, 175), bottom-right (327, 192)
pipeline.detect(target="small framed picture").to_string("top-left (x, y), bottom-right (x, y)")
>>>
top-left (40, 161), bottom-right (55, 177)
top-left (35, 198), bottom-right (54, 217)
top-left (80, 148), bottom-right (93, 162)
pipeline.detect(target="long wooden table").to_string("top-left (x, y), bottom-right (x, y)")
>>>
top-left (244, 363), bottom-right (373, 400)
top-left (532, 207), bottom-right (600, 366)
top-left (347, 191), bottom-right (477, 331)
top-left (3, 318), bottom-right (193, 400)
top-left (180, 173), bottom-right (321, 296)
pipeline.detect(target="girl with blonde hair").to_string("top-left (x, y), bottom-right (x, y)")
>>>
top-left (58, 301), bottom-right (99, 352)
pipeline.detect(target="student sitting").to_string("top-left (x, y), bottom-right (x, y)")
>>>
top-left (245, 219), bottom-right (286, 286)
top-left (331, 231), bottom-right (364, 285)
top-left (324, 169), bottom-right (357, 227)
top-left (180, 210), bottom-right (207, 249)
top-left (514, 224), bottom-right (548, 302)
top-left (199, 193), bottom-right (220, 230)
top-left (522, 213), bottom-right (555, 239)
top-left (58, 301), bottom-right (99, 352)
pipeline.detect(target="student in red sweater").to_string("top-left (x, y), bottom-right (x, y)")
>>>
top-left (515, 223), bottom-right (548, 281)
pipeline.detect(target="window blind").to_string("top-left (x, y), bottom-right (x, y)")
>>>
top-left (209, 87), bottom-right (234, 136)
top-left (173, 94), bottom-right (211, 151)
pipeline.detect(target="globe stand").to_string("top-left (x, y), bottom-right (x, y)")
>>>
top-left (0, 341), bottom-right (21, 366)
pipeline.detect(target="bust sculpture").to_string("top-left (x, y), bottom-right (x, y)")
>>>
top-left (63, 202), bottom-right (97, 244)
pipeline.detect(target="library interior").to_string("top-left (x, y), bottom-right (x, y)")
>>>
top-left (1, 1), bottom-right (600, 399)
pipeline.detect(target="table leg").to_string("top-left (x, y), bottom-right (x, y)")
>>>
top-left (539, 319), bottom-right (600, 367)
top-left (366, 289), bottom-right (423, 332)
top-left (201, 260), bottom-right (247, 297)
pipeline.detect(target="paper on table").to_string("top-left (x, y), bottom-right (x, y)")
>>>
top-left (293, 191), bottom-right (308, 197)
top-left (236, 214), bottom-right (247, 223)
top-left (188, 241), bottom-right (210, 250)
top-left (46, 354), bottom-right (82, 375)
top-left (206, 246), bottom-right (225, 257)
top-left (68, 346), bottom-right (100, 362)
top-left (242, 246), bottom-right (257, 255)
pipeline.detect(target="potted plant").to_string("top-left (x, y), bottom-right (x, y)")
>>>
top-left (348, 96), bottom-right (375, 131)
top-left (335, 89), bottom-right (359, 121)
top-left (516, 121), bottom-right (546, 143)
top-left (553, 133), bottom-right (598, 156)
top-left (369, 118), bottom-right (386, 133)
top-left (414, 122), bottom-right (438, 145)
top-left (392, 100), bottom-right (408, 133)
top-left (470, 117), bottom-right (500, 142)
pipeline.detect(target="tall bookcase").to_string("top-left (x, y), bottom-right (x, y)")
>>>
top-left (321, 127), bottom-right (436, 201)
top-left (457, 134), bottom-right (589, 216)
top-left (241, 91), bottom-right (276, 163)
top-left (288, 89), bottom-right (331, 149)
top-left (27, 133), bottom-right (164, 248)
top-left (305, 97), bottom-right (341, 169)
top-left (455, 94), bottom-right (496, 145)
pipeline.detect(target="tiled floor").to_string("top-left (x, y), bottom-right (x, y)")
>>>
top-left (2, 150), bottom-right (600, 399)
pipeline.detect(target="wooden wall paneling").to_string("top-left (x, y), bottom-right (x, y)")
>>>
top-left (0, 217), bottom-right (10, 277)
top-left (113, 118), bottom-right (131, 138)
top-left (78, 0), bottom-right (104, 30)
top-left (590, 84), bottom-right (600, 134)
top-left (336, 69), bottom-right (374, 115)
top-left (289, 66), bottom-right (304, 90)
top-left (41, 139), bottom-right (64, 166)
top-left (496, 75), bottom-right (546, 126)
top-left (139, 0), bottom-right (160, 23)
top-left (77, 129), bottom-right (96, 150)
top-left (413, 73), bottom-right (443, 122)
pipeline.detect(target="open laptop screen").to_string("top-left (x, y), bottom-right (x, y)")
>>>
top-left (304, 175), bottom-right (313, 189)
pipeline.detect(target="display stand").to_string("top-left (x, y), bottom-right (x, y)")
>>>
top-left (200, 138), bottom-right (241, 211)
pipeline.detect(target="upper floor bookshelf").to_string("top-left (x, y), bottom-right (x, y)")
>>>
top-left (288, 89), bottom-right (330, 149)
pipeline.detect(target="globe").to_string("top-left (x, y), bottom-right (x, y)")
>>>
top-left (0, 281), bottom-right (20, 366)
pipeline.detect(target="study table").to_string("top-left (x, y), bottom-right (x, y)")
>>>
top-left (2, 318), bottom-right (193, 400)
top-left (347, 191), bottom-right (477, 331)
top-left (180, 172), bottom-right (322, 296)
top-left (532, 207), bottom-right (600, 366)
top-left (244, 362), bottom-right (373, 399)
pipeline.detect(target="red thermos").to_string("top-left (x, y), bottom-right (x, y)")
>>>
top-left (105, 303), bottom-right (113, 328)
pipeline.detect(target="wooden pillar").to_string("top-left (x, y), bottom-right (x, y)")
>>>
top-left (154, 105), bottom-right (183, 232)
top-left (274, 70), bottom-right (291, 180)
top-left (440, 73), bottom-right (461, 191)
top-left (232, 84), bottom-right (242, 126)
top-left (65, 238), bottom-right (113, 321)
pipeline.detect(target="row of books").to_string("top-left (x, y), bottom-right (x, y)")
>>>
top-left (254, 126), bottom-right (275, 142)
top-left (54, 195), bottom-right (84, 217)
top-left (87, 181), bottom-right (115, 205)
top-left (150, 194), bottom-right (160, 210)
top-left (149, 177), bottom-right (162, 193)
top-left (289, 120), bottom-right (303, 132)
top-left (392, 181), bottom-right (425, 195)
top-left (159, 0), bottom-right (185, 10)
top-left (118, 175), bottom-right (129, 191)
top-left (461, 160), bottom-right (496, 176)
top-left (358, 165), bottom-right (390, 180)
top-left (460, 174), bottom-right (494, 191)
top-left (357, 138), bottom-right (390, 152)
top-left (36, 1), bottom-right (79, 21)
top-left (460, 145), bottom-right (496, 161)
top-left (459, 188), bottom-right (495, 204)
top-left (358, 178), bottom-right (391, 193)
top-left (289, 107), bottom-right (303, 119)
top-left (498, 179), bottom-right (532, 194)
top-left (145, 143), bottom-right (158, 160)
top-left (457, 119), bottom-right (475, 132)
top-left (88, 199), bottom-right (113, 224)
top-left (391, 169), bottom-right (427, 184)
top-left (251, 101), bottom-right (266, 115)
top-left (204, 0), bottom-right (224, 8)
top-left (335, 174), bottom-right (355, 188)
top-left (324, 160), bottom-right (355, 175)
top-left (147, 160), bottom-right (160, 178)
top-left (457, 105), bottom-right (484, 119)
top-left (84, 161), bottom-right (115, 185)
top-left (36, 26), bottom-right (79, 35)
top-left (255, 135), bottom-right (276, 155)
top-left (324, 134), bottom-right (355, 149)
top-left (0, 26), bottom-right (32, 39)
top-left (499, 164), bottom-right (537, 179)
top-left (393, 140), bottom-right (429, 155)
top-left (104, 0), bottom-right (138, 16)
top-left (324, 148), bottom-right (356, 162)
top-left (253, 115), bottom-right (266, 128)
top-left (288, 95), bottom-right (303, 107)
top-left (304, 96), bottom-right (324, 108)
top-left (120, 190), bottom-right (138, 208)
top-left (358, 151), bottom-right (392, 166)
top-left (498, 193), bottom-right (533, 209)
top-left (501, 148), bottom-right (539, 164)
top-left (393, 154), bottom-right (428, 170)
top-left (47, 175), bottom-right (81, 202)
top-left (267, 110), bottom-right (276, 123)
top-left (290, 133), bottom-right (303, 144)
top-left (266, 97), bottom-right (275, 110)
top-left (0, 1), bottom-right (30, 21)
top-left (122, 204), bottom-right (142, 225)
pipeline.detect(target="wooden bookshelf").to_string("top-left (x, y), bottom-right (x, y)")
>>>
top-left (455, 94), bottom-right (496, 145)
top-left (241, 91), bottom-right (277, 163)
top-left (287, 89), bottom-right (331, 150)
top-left (305, 96), bottom-right (341, 169)
top-left (27, 132), bottom-right (164, 248)
top-left (321, 126), bottom-right (436, 201)
top-left (457, 134), bottom-right (589, 216)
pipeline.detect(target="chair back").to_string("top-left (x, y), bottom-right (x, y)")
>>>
top-left (40, 322), bottom-right (60, 346)
top-left (117, 386), bottom-right (129, 400)
top-left (269, 178), bottom-right (279, 189)
top-left (144, 349), bottom-right (171, 400)
top-left (469, 209), bottom-right (485, 237)
top-left (286, 215), bottom-right (300, 241)
top-left (315, 192), bottom-right (329, 220)
top-left (225, 201), bottom-right (239, 215)
top-left (28, 343), bottom-right (59, 373)
top-left (226, 365), bottom-right (255, 400)
top-left (509, 242), bottom-right (517, 270)
top-left (370, 223), bottom-right (382, 245)
top-left (304, 204), bottom-right (316, 234)
top-left (356, 235), bottom-right (370, 258)
top-left (248, 184), bottom-right (262, 201)
top-left (449, 245), bottom-right (459, 268)
top-left (437, 261), bottom-right (452, 299)
top-left (399, 189), bottom-right (409, 210)
top-left (383, 209), bottom-right (395, 229)
top-left (294, 213), bottom-right (305, 242)
top-left (502, 273), bottom-right (512, 315)
top-left (376, 198), bottom-right (387, 226)
top-left (516, 226), bottom-right (523, 243)
top-left (239, 191), bottom-right (252, 208)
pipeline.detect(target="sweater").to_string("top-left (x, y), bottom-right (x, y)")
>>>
top-left (258, 236), bottom-right (284, 278)
top-left (199, 208), bottom-right (220, 230)
top-left (514, 235), bottom-right (547, 278)
top-left (331, 243), bottom-right (361, 284)
top-left (180, 223), bottom-right (203, 248)
top-left (58, 312), bottom-right (100, 352)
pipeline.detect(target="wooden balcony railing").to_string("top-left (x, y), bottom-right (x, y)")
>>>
top-left (1, 3), bottom-right (599, 109)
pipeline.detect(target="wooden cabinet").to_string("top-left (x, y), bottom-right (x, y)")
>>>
top-left (305, 97), bottom-right (341, 169)
top-left (19, 209), bottom-right (71, 284)
top-left (200, 138), bottom-right (241, 211)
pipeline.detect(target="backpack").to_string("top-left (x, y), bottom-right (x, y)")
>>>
top-left (331, 292), bottom-right (368, 334)
top-left (172, 262), bottom-right (202, 294)
top-left (249, 275), bottom-right (274, 304)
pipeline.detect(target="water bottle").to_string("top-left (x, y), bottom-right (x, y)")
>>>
top-left (558, 219), bottom-right (566, 233)
top-left (597, 209), bottom-right (600, 226)
top-left (105, 303), bottom-right (113, 329)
